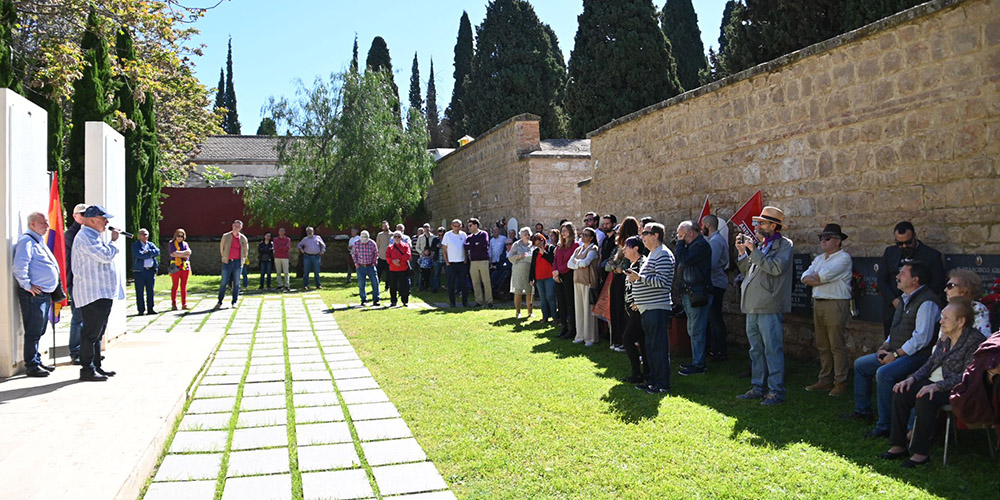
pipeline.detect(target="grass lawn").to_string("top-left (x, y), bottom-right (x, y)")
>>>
top-left (156, 271), bottom-right (999, 498)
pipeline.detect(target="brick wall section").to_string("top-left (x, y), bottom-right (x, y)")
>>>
top-left (582, 0), bottom-right (999, 358)
top-left (426, 114), bottom-right (591, 230)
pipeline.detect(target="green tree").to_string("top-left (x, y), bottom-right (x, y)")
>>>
top-left (139, 91), bottom-right (161, 246)
top-left (426, 58), bottom-right (445, 148)
top-left (465, 0), bottom-right (568, 139)
top-left (214, 68), bottom-right (226, 112)
top-left (408, 52), bottom-right (422, 114)
top-left (445, 11), bottom-right (473, 143)
top-left (223, 37), bottom-right (240, 134)
top-left (66, 9), bottom-right (116, 207)
top-left (843, 0), bottom-right (924, 31)
top-left (565, 0), bottom-right (682, 138)
top-left (661, 0), bottom-right (707, 92)
top-left (256, 117), bottom-right (277, 135)
top-left (0, 0), bottom-right (22, 94)
top-left (244, 70), bottom-right (433, 228)
top-left (115, 27), bottom-right (147, 247)
top-left (350, 33), bottom-right (359, 73)
top-left (365, 36), bottom-right (400, 120)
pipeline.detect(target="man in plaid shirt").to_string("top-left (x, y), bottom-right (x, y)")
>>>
top-left (351, 230), bottom-right (380, 306)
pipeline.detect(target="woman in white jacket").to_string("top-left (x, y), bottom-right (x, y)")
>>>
top-left (568, 227), bottom-right (601, 346)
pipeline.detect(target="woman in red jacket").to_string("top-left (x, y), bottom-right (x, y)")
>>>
top-left (386, 231), bottom-right (412, 307)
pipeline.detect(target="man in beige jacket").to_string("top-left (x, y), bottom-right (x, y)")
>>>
top-left (217, 220), bottom-right (249, 309)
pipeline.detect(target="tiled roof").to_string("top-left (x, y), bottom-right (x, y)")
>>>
top-left (189, 135), bottom-right (281, 163)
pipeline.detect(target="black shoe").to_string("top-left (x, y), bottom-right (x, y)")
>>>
top-left (79, 370), bottom-right (107, 382)
top-left (38, 363), bottom-right (56, 372)
top-left (390, 302), bottom-right (398, 307)
top-left (70, 356), bottom-right (81, 365)
top-left (402, 303), bottom-right (408, 307)
top-left (623, 375), bottom-right (645, 384)
top-left (840, 411), bottom-right (875, 422)
top-left (148, 309), bottom-right (157, 315)
top-left (678, 365), bottom-right (706, 376)
top-left (900, 456), bottom-right (931, 468)
top-left (372, 301), bottom-right (380, 307)
top-left (634, 383), bottom-right (651, 391)
top-left (864, 427), bottom-right (889, 438)
top-left (645, 385), bottom-right (669, 394)
top-left (26, 368), bottom-right (49, 377)
top-left (96, 367), bottom-right (116, 377)
top-left (879, 450), bottom-right (907, 460)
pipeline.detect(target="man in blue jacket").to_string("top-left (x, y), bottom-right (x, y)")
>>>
top-left (676, 220), bottom-right (713, 376)
top-left (131, 228), bottom-right (160, 315)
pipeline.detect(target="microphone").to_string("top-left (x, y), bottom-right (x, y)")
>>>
top-left (108, 226), bottom-right (134, 238)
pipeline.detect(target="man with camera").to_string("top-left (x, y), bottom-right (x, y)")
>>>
top-left (675, 220), bottom-right (712, 376)
top-left (735, 206), bottom-right (794, 406)
top-left (845, 260), bottom-right (940, 438)
top-left (12, 212), bottom-right (62, 377)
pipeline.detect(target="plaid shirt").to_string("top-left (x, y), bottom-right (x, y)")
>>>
top-left (352, 239), bottom-right (378, 267)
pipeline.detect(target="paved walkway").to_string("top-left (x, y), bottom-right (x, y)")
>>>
top-left (142, 294), bottom-right (454, 500)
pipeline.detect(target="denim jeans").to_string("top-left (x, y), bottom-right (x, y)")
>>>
top-left (17, 288), bottom-right (50, 368)
top-left (431, 261), bottom-right (444, 291)
top-left (853, 352), bottom-right (927, 431)
top-left (682, 293), bottom-right (711, 368)
top-left (535, 277), bottom-right (557, 321)
top-left (641, 308), bottom-right (671, 391)
top-left (356, 265), bottom-right (379, 303)
top-left (241, 263), bottom-right (249, 288)
top-left (133, 268), bottom-right (156, 314)
top-left (445, 262), bottom-right (469, 306)
top-left (303, 254), bottom-right (322, 288)
top-left (746, 313), bottom-right (786, 398)
top-left (707, 286), bottom-right (728, 356)
top-left (259, 260), bottom-right (273, 288)
top-left (68, 286), bottom-right (82, 356)
top-left (218, 260), bottom-right (242, 304)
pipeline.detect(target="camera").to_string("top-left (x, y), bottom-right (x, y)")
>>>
top-left (495, 218), bottom-right (506, 230)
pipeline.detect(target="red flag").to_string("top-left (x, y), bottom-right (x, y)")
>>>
top-left (729, 190), bottom-right (763, 241)
top-left (697, 195), bottom-right (711, 228)
top-left (45, 173), bottom-right (68, 321)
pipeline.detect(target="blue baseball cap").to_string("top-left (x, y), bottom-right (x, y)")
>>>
top-left (82, 205), bottom-right (114, 218)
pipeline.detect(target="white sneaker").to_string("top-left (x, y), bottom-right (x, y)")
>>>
top-left (584, 341), bottom-right (595, 347)
top-left (572, 339), bottom-right (584, 344)
top-left (515, 312), bottom-right (521, 318)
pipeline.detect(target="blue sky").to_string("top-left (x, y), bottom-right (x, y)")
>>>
top-left (188, 0), bottom-right (730, 133)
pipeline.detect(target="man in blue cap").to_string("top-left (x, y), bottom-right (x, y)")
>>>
top-left (72, 205), bottom-right (124, 381)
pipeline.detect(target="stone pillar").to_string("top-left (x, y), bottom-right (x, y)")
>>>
top-left (0, 90), bottom-right (49, 377)
top-left (84, 122), bottom-right (128, 344)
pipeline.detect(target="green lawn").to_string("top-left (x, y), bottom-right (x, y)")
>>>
top-left (155, 271), bottom-right (998, 498)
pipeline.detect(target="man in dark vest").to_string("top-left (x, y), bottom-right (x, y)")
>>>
top-left (845, 261), bottom-right (941, 438)
top-left (876, 222), bottom-right (944, 337)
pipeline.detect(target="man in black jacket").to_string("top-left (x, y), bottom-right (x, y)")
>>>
top-left (64, 203), bottom-right (87, 364)
top-left (877, 222), bottom-right (945, 337)
top-left (676, 220), bottom-right (713, 376)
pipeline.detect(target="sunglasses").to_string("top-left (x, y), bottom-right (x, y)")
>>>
top-left (895, 238), bottom-right (915, 247)
top-left (819, 236), bottom-right (838, 242)
top-left (641, 231), bottom-right (652, 236)
top-left (584, 218), bottom-right (594, 222)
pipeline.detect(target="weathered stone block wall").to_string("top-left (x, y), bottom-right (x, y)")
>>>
top-left (426, 115), bottom-right (538, 227)
top-left (526, 156), bottom-right (590, 230)
top-left (583, 0), bottom-right (1000, 359)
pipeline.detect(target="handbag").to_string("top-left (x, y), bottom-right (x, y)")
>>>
top-left (168, 262), bottom-right (181, 274)
top-left (688, 289), bottom-right (709, 307)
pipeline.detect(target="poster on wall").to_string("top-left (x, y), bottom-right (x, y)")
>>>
top-left (851, 257), bottom-right (882, 323)
top-left (790, 254), bottom-right (813, 316)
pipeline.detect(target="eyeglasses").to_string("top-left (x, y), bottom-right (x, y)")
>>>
top-left (895, 238), bottom-right (915, 247)
top-left (820, 236), bottom-right (838, 242)
top-left (641, 231), bottom-right (652, 236)
top-left (583, 218), bottom-right (594, 222)
top-left (945, 282), bottom-right (958, 290)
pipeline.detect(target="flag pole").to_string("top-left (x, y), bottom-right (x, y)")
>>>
top-left (48, 171), bottom-right (58, 367)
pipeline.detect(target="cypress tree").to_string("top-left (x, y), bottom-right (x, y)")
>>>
top-left (565, 0), bottom-right (682, 138)
top-left (115, 27), bottom-right (147, 243)
top-left (445, 12), bottom-right (473, 143)
top-left (214, 68), bottom-right (226, 113)
top-left (465, 0), bottom-right (569, 139)
top-left (0, 0), bottom-right (22, 94)
top-left (350, 34), bottom-right (359, 73)
top-left (843, 0), bottom-right (924, 31)
top-left (67, 9), bottom-right (116, 207)
top-left (256, 117), bottom-right (277, 135)
top-left (408, 52), bottom-right (423, 117)
top-left (661, 0), bottom-right (707, 92)
top-left (365, 36), bottom-right (400, 120)
top-left (224, 37), bottom-right (240, 134)
top-left (426, 59), bottom-right (445, 148)
top-left (140, 92), bottom-right (161, 248)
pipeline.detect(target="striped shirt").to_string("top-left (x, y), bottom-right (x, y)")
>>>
top-left (632, 244), bottom-right (675, 313)
top-left (72, 225), bottom-right (125, 307)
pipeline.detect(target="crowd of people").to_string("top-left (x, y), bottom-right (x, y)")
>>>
top-left (12, 204), bottom-right (1000, 464)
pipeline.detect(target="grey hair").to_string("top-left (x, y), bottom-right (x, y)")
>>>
top-left (519, 227), bottom-right (532, 237)
top-left (27, 212), bottom-right (46, 224)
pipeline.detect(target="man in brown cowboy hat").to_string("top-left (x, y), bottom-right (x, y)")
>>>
top-left (735, 206), bottom-right (794, 405)
top-left (801, 223), bottom-right (853, 396)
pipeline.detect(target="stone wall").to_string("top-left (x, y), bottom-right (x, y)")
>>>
top-left (582, 0), bottom-right (999, 358)
top-left (426, 114), bottom-right (591, 231)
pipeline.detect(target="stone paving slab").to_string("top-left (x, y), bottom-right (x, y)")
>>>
top-left (341, 388), bottom-right (389, 405)
top-left (144, 480), bottom-right (217, 500)
top-left (220, 474), bottom-right (293, 500)
top-left (337, 377), bottom-right (380, 392)
top-left (188, 397), bottom-right (237, 414)
top-left (154, 453), bottom-right (222, 481)
top-left (227, 448), bottom-right (291, 477)
top-left (293, 380), bottom-right (337, 393)
top-left (295, 405), bottom-right (346, 423)
top-left (301, 468), bottom-right (373, 500)
top-left (296, 422), bottom-right (353, 445)
top-left (231, 425), bottom-right (289, 450)
top-left (180, 412), bottom-right (232, 431)
top-left (354, 418), bottom-right (413, 442)
top-left (196, 384), bottom-right (240, 398)
top-left (294, 392), bottom-right (339, 407)
top-left (242, 381), bottom-right (287, 397)
top-left (242, 394), bottom-right (288, 411)
top-left (297, 443), bottom-right (361, 472)
top-left (362, 438), bottom-right (427, 466)
top-left (347, 402), bottom-right (400, 421)
top-left (372, 462), bottom-right (449, 496)
top-left (237, 408), bottom-right (288, 428)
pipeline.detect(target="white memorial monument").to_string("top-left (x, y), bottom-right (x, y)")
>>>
top-left (0, 89), bottom-right (50, 378)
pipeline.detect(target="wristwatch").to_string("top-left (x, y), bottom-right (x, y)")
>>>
top-left (892, 350), bottom-right (901, 359)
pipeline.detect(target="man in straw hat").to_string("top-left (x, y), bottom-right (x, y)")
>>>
top-left (801, 223), bottom-right (853, 397)
top-left (734, 206), bottom-right (794, 405)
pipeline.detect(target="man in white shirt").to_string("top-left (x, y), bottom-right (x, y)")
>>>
top-left (441, 219), bottom-right (469, 307)
top-left (801, 223), bottom-right (853, 397)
